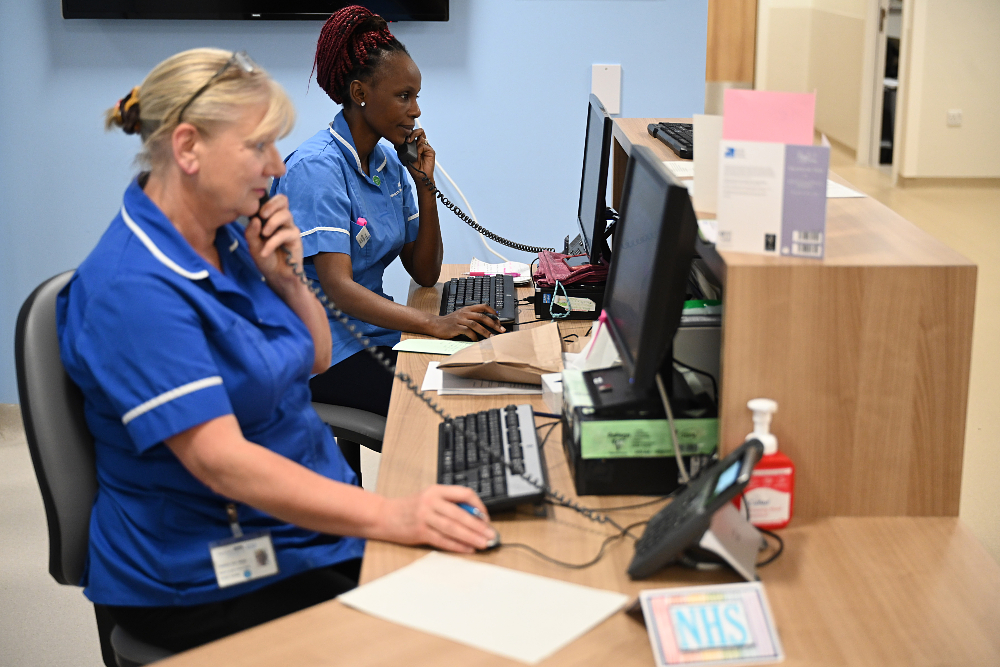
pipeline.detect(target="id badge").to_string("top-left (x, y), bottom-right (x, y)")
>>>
top-left (209, 531), bottom-right (279, 589)
top-left (356, 225), bottom-right (371, 249)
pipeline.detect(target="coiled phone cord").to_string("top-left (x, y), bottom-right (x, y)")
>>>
top-left (409, 165), bottom-right (555, 255)
top-left (274, 244), bottom-right (621, 531)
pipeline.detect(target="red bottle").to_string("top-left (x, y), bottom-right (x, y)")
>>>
top-left (739, 399), bottom-right (795, 530)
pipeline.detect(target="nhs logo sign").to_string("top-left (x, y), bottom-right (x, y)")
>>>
top-left (669, 600), bottom-right (753, 650)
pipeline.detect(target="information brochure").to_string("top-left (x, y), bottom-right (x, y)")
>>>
top-left (716, 141), bottom-right (830, 259)
top-left (639, 581), bottom-right (784, 666)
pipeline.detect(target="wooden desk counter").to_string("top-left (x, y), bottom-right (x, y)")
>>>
top-left (157, 266), bottom-right (999, 667)
top-left (614, 119), bottom-right (977, 521)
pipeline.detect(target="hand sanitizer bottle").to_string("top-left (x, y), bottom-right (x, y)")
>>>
top-left (740, 398), bottom-right (795, 530)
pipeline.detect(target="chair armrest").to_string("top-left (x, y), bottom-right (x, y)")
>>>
top-left (310, 403), bottom-right (386, 453)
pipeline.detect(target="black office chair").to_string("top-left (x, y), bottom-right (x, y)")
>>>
top-left (15, 271), bottom-right (386, 666)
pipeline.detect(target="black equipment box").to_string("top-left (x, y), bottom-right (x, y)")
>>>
top-left (560, 367), bottom-right (718, 496)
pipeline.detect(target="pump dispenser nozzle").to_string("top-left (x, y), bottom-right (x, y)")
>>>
top-left (746, 398), bottom-right (778, 455)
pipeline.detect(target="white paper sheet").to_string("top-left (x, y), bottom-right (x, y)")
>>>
top-left (420, 362), bottom-right (542, 396)
top-left (392, 339), bottom-right (474, 355)
top-left (662, 160), bottom-right (695, 179)
top-left (469, 257), bottom-right (532, 285)
top-left (338, 553), bottom-right (629, 664)
top-left (826, 180), bottom-right (866, 198)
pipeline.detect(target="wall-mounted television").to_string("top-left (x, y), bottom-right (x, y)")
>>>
top-left (62, 1), bottom-right (449, 21)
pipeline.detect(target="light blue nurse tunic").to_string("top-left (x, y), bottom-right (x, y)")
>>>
top-left (273, 111), bottom-right (421, 367)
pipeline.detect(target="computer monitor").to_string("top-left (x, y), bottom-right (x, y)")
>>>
top-left (575, 94), bottom-right (614, 265)
top-left (602, 145), bottom-right (699, 395)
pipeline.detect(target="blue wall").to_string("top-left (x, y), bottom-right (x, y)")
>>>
top-left (0, 0), bottom-right (707, 403)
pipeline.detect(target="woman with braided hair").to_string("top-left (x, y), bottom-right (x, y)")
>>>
top-left (58, 47), bottom-right (496, 655)
top-left (274, 6), bottom-right (503, 451)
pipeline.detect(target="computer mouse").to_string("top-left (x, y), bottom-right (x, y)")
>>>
top-left (458, 502), bottom-right (501, 550)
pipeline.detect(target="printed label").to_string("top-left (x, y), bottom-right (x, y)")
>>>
top-left (743, 478), bottom-right (791, 525)
top-left (580, 418), bottom-right (718, 459)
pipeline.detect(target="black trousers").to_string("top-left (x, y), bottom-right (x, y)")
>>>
top-left (310, 346), bottom-right (397, 484)
top-left (106, 559), bottom-right (361, 653)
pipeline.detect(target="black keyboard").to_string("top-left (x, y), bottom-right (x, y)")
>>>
top-left (437, 404), bottom-right (548, 512)
top-left (439, 275), bottom-right (518, 326)
top-left (647, 122), bottom-right (693, 159)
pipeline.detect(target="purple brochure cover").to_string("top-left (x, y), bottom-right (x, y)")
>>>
top-left (780, 145), bottom-right (829, 259)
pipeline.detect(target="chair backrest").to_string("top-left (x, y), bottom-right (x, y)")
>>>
top-left (14, 270), bottom-right (95, 586)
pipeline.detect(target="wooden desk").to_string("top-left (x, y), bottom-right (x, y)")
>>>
top-left (159, 266), bottom-right (1000, 667)
top-left (613, 119), bottom-right (977, 520)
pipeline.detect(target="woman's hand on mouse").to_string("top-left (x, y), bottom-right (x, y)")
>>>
top-left (373, 485), bottom-right (495, 553)
top-left (429, 303), bottom-right (505, 341)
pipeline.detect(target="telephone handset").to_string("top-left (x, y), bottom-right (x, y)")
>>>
top-left (394, 139), bottom-right (554, 254)
top-left (395, 139), bottom-right (420, 166)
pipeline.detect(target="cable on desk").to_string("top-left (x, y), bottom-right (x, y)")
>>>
top-left (533, 411), bottom-right (562, 420)
top-left (500, 520), bottom-right (649, 570)
top-left (756, 529), bottom-right (784, 567)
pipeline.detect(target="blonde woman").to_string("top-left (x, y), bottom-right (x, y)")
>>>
top-left (57, 48), bottom-right (494, 652)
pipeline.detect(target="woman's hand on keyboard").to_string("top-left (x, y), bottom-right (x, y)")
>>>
top-left (373, 485), bottom-right (495, 553)
top-left (430, 304), bottom-right (505, 341)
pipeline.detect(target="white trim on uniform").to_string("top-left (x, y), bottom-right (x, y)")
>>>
top-left (121, 376), bottom-right (224, 425)
top-left (407, 212), bottom-right (419, 221)
top-left (300, 226), bottom-right (351, 238)
top-left (120, 206), bottom-right (210, 281)
top-left (376, 154), bottom-right (387, 172)
top-left (329, 127), bottom-right (363, 173)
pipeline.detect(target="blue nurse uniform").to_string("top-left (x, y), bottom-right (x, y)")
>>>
top-left (272, 111), bottom-right (421, 368)
top-left (57, 178), bottom-right (364, 608)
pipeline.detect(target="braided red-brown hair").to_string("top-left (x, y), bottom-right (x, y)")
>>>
top-left (313, 5), bottom-right (408, 105)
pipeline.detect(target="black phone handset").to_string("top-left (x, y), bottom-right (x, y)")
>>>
top-left (257, 198), bottom-right (622, 531)
top-left (395, 140), bottom-right (555, 255)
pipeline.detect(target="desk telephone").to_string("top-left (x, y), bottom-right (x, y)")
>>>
top-left (256, 195), bottom-right (767, 578)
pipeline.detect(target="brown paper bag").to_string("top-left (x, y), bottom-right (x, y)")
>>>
top-left (437, 323), bottom-right (563, 385)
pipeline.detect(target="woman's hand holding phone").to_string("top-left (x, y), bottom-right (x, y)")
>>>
top-left (245, 193), bottom-right (304, 292)
top-left (400, 127), bottom-right (435, 183)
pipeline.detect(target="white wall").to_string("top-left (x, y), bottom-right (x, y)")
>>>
top-left (901, 0), bottom-right (1000, 177)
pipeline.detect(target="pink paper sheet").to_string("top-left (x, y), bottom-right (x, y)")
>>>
top-left (722, 90), bottom-right (816, 145)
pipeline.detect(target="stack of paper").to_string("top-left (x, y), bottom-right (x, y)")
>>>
top-left (421, 362), bottom-right (541, 396)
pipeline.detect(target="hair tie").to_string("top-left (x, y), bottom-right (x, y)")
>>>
top-left (115, 86), bottom-right (142, 135)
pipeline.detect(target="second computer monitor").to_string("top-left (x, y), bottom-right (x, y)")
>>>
top-left (603, 145), bottom-right (699, 395)
top-left (576, 94), bottom-right (614, 265)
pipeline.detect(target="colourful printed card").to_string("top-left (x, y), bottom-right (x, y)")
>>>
top-left (639, 582), bottom-right (784, 666)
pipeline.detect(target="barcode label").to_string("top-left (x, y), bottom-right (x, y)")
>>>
top-left (792, 230), bottom-right (823, 243)
top-left (792, 242), bottom-right (823, 257)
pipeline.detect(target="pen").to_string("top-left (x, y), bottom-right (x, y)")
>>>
top-left (457, 502), bottom-right (487, 521)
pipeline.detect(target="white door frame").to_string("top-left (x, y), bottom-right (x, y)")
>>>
top-left (857, 0), bottom-right (891, 166)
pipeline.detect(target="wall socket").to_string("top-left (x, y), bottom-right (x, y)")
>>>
top-left (947, 109), bottom-right (963, 127)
